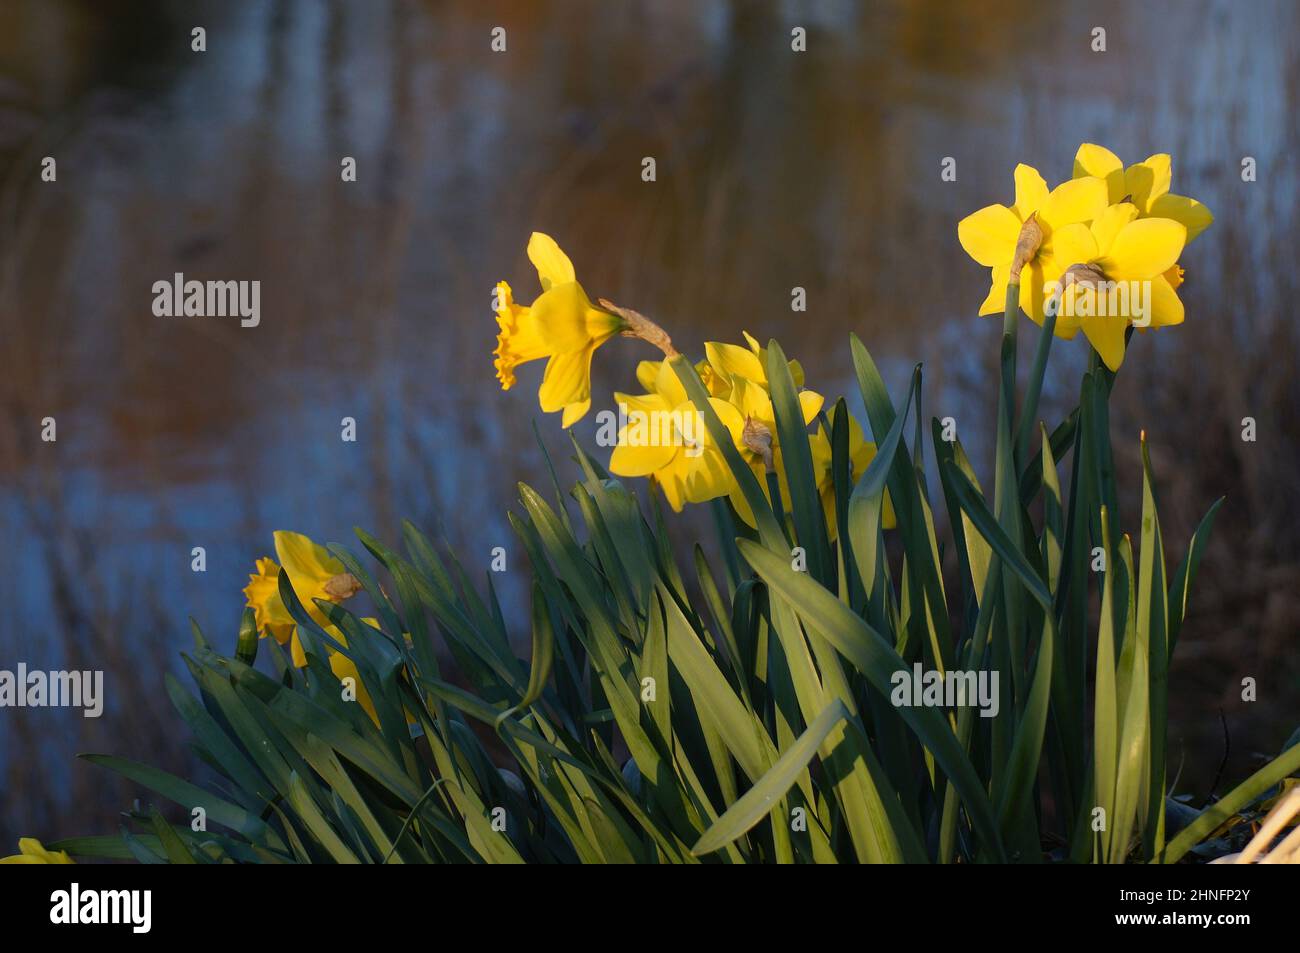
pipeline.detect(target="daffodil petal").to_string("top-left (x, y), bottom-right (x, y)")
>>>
top-left (614, 390), bottom-right (669, 417)
top-left (706, 341), bottom-right (766, 384)
top-left (653, 465), bottom-right (688, 512)
top-left (1054, 284), bottom-right (1086, 338)
top-left (560, 398), bottom-right (591, 429)
top-left (1019, 256), bottom-right (1048, 324)
top-left (1073, 143), bottom-right (1126, 203)
top-left (527, 232), bottom-right (576, 290)
top-left (653, 358), bottom-right (689, 409)
top-left (1087, 203), bottom-right (1140, 255)
top-left (1147, 275), bottom-right (1185, 328)
top-left (1037, 176), bottom-right (1109, 232)
top-left (1124, 154), bottom-right (1172, 212)
top-left (635, 360), bottom-right (661, 391)
top-left (798, 389), bottom-right (824, 425)
top-left (1095, 218), bottom-right (1186, 281)
top-left (610, 438), bottom-right (677, 477)
top-left (1148, 192), bottom-right (1213, 243)
top-left (1081, 312), bottom-right (1129, 371)
top-left (537, 345), bottom-right (594, 415)
top-left (1044, 223), bottom-right (1100, 273)
top-left (275, 531), bottom-right (344, 586)
top-left (530, 282), bottom-right (597, 353)
top-left (706, 396), bottom-right (747, 445)
top-left (1012, 164), bottom-right (1049, 220)
top-left (979, 266), bottom-right (1011, 316)
top-left (957, 204), bottom-right (1020, 267)
top-left (731, 376), bottom-right (773, 426)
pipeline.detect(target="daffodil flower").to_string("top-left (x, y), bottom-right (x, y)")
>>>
top-left (243, 531), bottom-right (363, 667)
top-left (809, 411), bottom-right (896, 540)
top-left (1045, 204), bottom-right (1187, 370)
top-left (1073, 144), bottom-right (1213, 243)
top-left (0, 838), bottom-right (74, 864)
top-left (958, 165), bottom-right (1110, 321)
top-left (493, 232), bottom-right (625, 427)
top-left (608, 360), bottom-right (745, 512)
top-left (1074, 143), bottom-right (1212, 295)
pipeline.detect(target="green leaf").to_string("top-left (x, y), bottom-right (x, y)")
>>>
top-left (693, 700), bottom-right (849, 856)
top-left (80, 754), bottom-right (282, 848)
top-left (736, 539), bottom-right (1005, 860)
top-left (941, 460), bottom-right (1052, 611)
top-left (766, 339), bottom-right (832, 585)
top-left (1166, 497), bottom-right (1223, 659)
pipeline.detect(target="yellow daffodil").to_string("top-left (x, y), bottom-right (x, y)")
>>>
top-left (1045, 204), bottom-right (1187, 370)
top-left (1, 838), bottom-right (74, 864)
top-left (1074, 144), bottom-right (1212, 294)
top-left (243, 531), bottom-right (363, 667)
top-left (1073, 144), bottom-right (1213, 242)
top-left (809, 412), bottom-right (896, 540)
top-left (608, 360), bottom-right (746, 512)
top-left (958, 165), bottom-right (1109, 321)
top-left (493, 232), bottom-right (625, 427)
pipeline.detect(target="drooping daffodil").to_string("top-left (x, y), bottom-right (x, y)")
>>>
top-left (958, 165), bottom-right (1109, 321)
top-left (243, 530), bottom-right (363, 667)
top-left (493, 232), bottom-right (626, 427)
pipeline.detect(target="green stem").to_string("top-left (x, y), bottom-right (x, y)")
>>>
top-left (992, 281), bottom-right (1028, 781)
top-left (1014, 307), bottom-right (1058, 469)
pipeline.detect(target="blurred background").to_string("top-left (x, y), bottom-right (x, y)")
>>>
top-left (1, 0), bottom-right (1296, 848)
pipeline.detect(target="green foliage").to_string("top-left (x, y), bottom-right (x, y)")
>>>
top-left (57, 317), bottom-right (1299, 863)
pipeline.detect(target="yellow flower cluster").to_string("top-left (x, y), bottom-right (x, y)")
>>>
top-left (958, 144), bottom-right (1212, 370)
top-left (493, 234), bottom-right (895, 535)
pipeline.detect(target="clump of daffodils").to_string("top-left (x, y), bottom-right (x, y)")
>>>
top-left (492, 233), bottom-right (892, 534)
top-left (958, 143), bottom-right (1212, 370)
